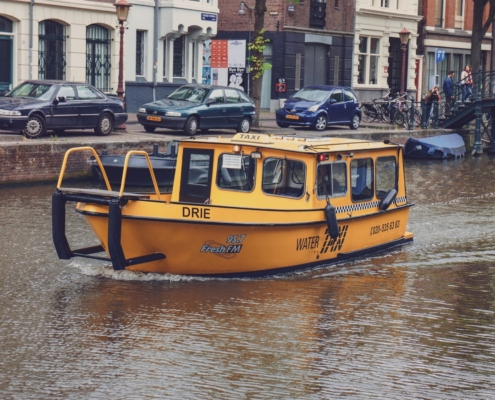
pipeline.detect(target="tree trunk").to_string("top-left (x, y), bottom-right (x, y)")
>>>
top-left (250, 0), bottom-right (267, 128)
top-left (470, 0), bottom-right (495, 75)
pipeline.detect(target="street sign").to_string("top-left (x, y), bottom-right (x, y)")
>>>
top-left (201, 13), bottom-right (217, 22)
top-left (435, 49), bottom-right (445, 64)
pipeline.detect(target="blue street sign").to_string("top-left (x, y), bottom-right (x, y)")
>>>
top-left (201, 13), bottom-right (217, 22)
top-left (435, 49), bottom-right (445, 63)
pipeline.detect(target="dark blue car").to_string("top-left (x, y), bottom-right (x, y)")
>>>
top-left (276, 85), bottom-right (361, 131)
top-left (137, 85), bottom-right (256, 135)
top-left (0, 80), bottom-right (127, 139)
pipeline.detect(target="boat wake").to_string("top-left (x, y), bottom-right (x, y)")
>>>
top-left (70, 261), bottom-right (204, 282)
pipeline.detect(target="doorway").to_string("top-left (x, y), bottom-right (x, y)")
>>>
top-left (304, 44), bottom-right (328, 86)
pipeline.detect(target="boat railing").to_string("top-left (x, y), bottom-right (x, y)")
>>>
top-left (53, 146), bottom-right (166, 270)
top-left (57, 147), bottom-right (162, 201)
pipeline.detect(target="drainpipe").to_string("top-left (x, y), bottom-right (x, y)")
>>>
top-left (350, 0), bottom-right (356, 89)
top-left (29, 0), bottom-right (34, 80)
top-left (153, 0), bottom-right (158, 101)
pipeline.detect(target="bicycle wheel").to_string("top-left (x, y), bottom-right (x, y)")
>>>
top-left (394, 111), bottom-right (406, 128)
top-left (360, 104), bottom-right (376, 123)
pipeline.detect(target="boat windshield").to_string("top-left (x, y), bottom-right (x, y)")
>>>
top-left (167, 87), bottom-right (209, 103)
top-left (291, 88), bottom-right (329, 102)
top-left (6, 82), bottom-right (57, 100)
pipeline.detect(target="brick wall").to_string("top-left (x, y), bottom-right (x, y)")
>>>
top-left (0, 139), bottom-right (170, 186)
top-left (218, 0), bottom-right (354, 33)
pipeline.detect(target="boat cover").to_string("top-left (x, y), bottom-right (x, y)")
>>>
top-left (407, 133), bottom-right (466, 158)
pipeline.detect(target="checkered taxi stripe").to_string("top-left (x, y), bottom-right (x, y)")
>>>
top-left (335, 196), bottom-right (408, 214)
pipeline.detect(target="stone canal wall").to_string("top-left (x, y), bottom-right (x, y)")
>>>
top-left (0, 138), bottom-right (170, 186)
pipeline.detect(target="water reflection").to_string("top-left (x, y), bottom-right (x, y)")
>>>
top-left (1, 156), bottom-right (495, 398)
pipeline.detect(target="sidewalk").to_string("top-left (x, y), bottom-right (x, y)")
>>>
top-left (125, 110), bottom-right (448, 137)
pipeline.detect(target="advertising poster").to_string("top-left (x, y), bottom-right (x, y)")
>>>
top-left (202, 66), bottom-right (212, 85)
top-left (204, 39), bottom-right (247, 91)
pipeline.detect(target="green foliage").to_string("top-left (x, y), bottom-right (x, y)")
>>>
top-left (247, 29), bottom-right (272, 80)
top-left (287, 0), bottom-right (300, 4)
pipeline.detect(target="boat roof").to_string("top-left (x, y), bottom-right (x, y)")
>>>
top-left (182, 133), bottom-right (400, 153)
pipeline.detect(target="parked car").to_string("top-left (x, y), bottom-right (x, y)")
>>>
top-left (137, 85), bottom-right (256, 135)
top-left (0, 80), bottom-right (127, 139)
top-left (276, 85), bottom-right (361, 131)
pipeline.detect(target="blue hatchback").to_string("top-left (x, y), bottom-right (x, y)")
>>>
top-left (276, 85), bottom-right (361, 131)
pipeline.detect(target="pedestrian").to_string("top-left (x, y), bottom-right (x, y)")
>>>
top-left (425, 85), bottom-right (441, 124)
top-left (443, 70), bottom-right (455, 115)
top-left (460, 64), bottom-right (473, 104)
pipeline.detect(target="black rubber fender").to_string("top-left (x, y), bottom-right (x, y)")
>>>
top-left (324, 203), bottom-right (339, 240)
top-left (379, 188), bottom-right (397, 210)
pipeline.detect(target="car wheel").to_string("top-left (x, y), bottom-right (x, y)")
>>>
top-left (53, 129), bottom-right (65, 135)
top-left (277, 121), bottom-right (289, 128)
top-left (314, 115), bottom-right (327, 131)
top-left (95, 113), bottom-right (114, 136)
top-left (144, 125), bottom-right (156, 133)
top-left (184, 116), bottom-right (198, 135)
top-left (349, 114), bottom-right (360, 130)
top-left (23, 114), bottom-right (46, 139)
top-left (237, 117), bottom-right (251, 133)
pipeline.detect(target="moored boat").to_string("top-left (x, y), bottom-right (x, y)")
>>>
top-left (52, 134), bottom-right (414, 277)
top-left (404, 133), bottom-right (466, 159)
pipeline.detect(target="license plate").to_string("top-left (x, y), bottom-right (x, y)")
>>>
top-left (147, 116), bottom-right (161, 122)
top-left (286, 115), bottom-right (299, 120)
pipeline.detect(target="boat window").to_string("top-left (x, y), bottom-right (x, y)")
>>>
top-left (216, 153), bottom-right (255, 192)
top-left (179, 149), bottom-right (214, 204)
top-left (376, 156), bottom-right (397, 198)
top-left (262, 158), bottom-right (305, 198)
top-left (317, 162), bottom-right (347, 198)
top-left (351, 158), bottom-right (374, 201)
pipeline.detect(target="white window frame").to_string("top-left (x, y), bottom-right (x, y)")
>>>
top-left (136, 30), bottom-right (146, 77)
top-left (455, 0), bottom-right (464, 29)
top-left (356, 36), bottom-right (380, 86)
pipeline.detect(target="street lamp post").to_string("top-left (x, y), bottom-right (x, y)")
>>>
top-left (238, 1), bottom-right (253, 96)
top-left (399, 27), bottom-right (411, 95)
top-left (114, 0), bottom-right (131, 129)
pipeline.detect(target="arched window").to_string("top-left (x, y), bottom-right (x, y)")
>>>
top-left (0, 16), bottom-right (13, 95)
top-left (38, 20), bottom-right (66, 80)
top-left (86, 24), bottom-right (111, 92)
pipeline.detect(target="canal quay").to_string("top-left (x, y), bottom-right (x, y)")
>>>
top-left (0, 111), bottom-right (471, 186)
top-left (2, 146), bottom-right (495, 398)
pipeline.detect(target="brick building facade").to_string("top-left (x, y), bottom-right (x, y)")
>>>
top-left (217, 0), bottom-right (355, 111)
top-left (418, 0), bottom-right (493, 94)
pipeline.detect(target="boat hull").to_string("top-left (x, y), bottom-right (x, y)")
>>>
top-left (80, 202), bottom-right (413, 276)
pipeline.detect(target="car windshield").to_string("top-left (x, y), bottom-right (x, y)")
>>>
top-left (167, 87), bottom-right (209, 103)
top-left (291, 88), bottom-right (329, 102)
top-left (6, 82), bottom-right (57, 100)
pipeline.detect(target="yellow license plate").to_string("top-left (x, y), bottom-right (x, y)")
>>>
top-left (147, 116), bottom-right (161, 122)
top-left (286, 115), bottom-right (299, 120)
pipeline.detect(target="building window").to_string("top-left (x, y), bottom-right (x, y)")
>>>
top-left (0, 16), bottom-right (13, 95)
top-left (435, 0), bottom-right (444, 27)
top-left (136, 30), bottom-right (145, 76)
top-left (173, 36), bottom-right (185, 77)
top-left (455, 0), bottom-right (464, 29)
top-left (38, 20), bottom-right (66, 80)
top-left (334, 0), bottom-right (339, 7)
top-left (310, 0), bottom-right (327, 29)
top-left (86, 24), bottom-right (111, 92)
top-left (357, 37), bottom-right (379, 85)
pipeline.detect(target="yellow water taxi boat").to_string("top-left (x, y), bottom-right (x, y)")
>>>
top-left (52, 133), bottom-right (413, 277)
